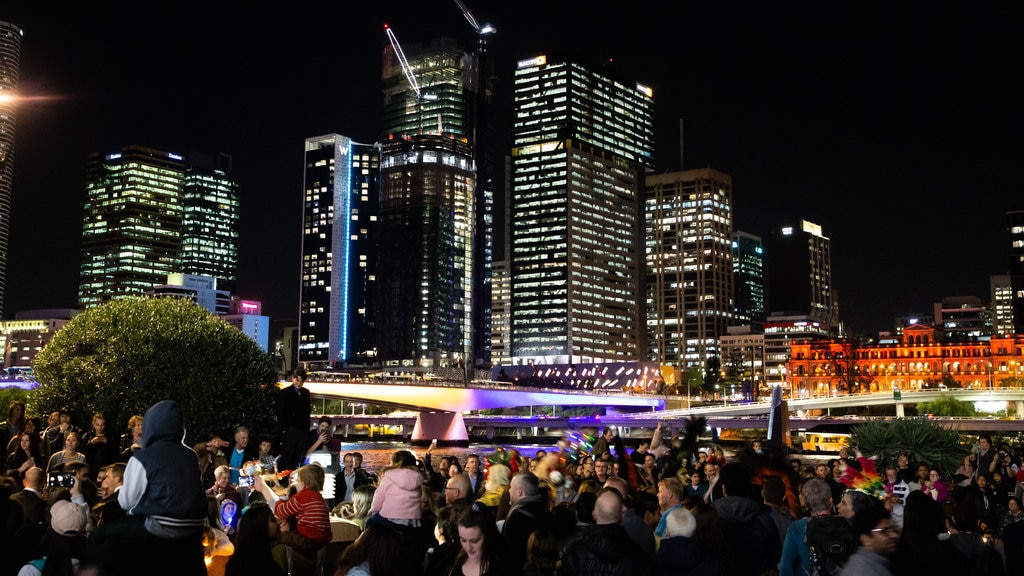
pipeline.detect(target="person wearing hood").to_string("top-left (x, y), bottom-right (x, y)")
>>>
top-left (711, 462), bottom-right (780, 576)
top-left (112, 399), bottom-right (208, 575)
top-left (554, 487), bottom-right (653, 576)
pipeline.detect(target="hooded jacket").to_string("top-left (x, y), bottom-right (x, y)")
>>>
top-left (118, 400), bottom-right (207, 538)
top-left (712, 495), bottom-right (781, 576)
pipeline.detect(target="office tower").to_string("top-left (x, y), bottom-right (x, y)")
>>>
top-left (379, 35), bottom-right (482, 369)
top-left (79, 146), bottom-right (185, 308)
top-left (149, 273), bottom-right (230, 315)
top-left (1007, 210), bottom-right (1024, 334)
top-left (510, 54), bottom-right (654, 364)
top-left (298, 134), bottom-right (380, 367)
top-left (646, 168), bottom-right (734, 369)
top-left (0, 20), bottom-right (22, 317)
top-left (181, 152), bottom-right (239, 291)
top-left (733, 231), bottom-right (766, 330)
top-left (991, 273), bottom-right (1014, 336)
top-left (934, 295), bottom-right (992, 341)
top-left (765, 220), bottom-right (834, 329)
top-left (490, 260), bottom-right (510, 366)
top-left (377, 135), bottom-right (474, 367)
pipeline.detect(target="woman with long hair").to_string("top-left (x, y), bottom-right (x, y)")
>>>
top-left (333, 522), bottom-right (402, 575)
top-left (6, 431), bottom-right (41, 478)
top-left (45, 431), bottom-right (86, 476)
top-left (332, 484), bottom-right (375, 531)
top-left (449, 504), bottom-right (516, 576)
top-left (0, 400), bottom-right (25, 462)
top-left (203, 495), bottom-right (235, 576)
top-left (224, 502), bottom-right (286, 576)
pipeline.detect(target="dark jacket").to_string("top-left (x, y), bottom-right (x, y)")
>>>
top-left (336, 467), bottom-right (372, 503)
top-left (656, 535), bottom-right (727, 576)
top-left (82, 430), bottom-right (121, 480)
top-left (503, 495), bottom-right (554, 566)
top-left (8, 488), bottom-right (46, 528)
top-left (130, 400), bottom-right (207, 537)
top-left (554, 523), bottom-right (653, 576)
top-left (276, 385), bottom-right (311, 430)
top-left (712, 496), bottom-right (780, 576)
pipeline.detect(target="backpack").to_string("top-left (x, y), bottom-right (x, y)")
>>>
top-left (806, 516), bottom-right (858, 576)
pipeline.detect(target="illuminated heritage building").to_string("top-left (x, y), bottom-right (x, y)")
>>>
top-left (646, 167), bottom-right (733, 370)
top-left (298, 135), bottom-right (380, 366)
top-left (510, 54), bottom-right (654, 364)
top-left (787, 323), bottom-right (1024, 396)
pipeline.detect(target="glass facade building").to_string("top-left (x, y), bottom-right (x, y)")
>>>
top-left (766, 220), bottom-right (834, 328)
top-left (733, 230), bottom-right (766, 330)
top-left (645, 168), bottom-right (734, 369)
top-left (510, 54), bottom-right (654, 364)
top-left (181, 153), bottom-right (239, 291)
top-left (298, 135), bottom-right (380, 366)
top-left (79, 146), bottom-right (184, 308)
top-left (0, 20), bottom-right (22, 316)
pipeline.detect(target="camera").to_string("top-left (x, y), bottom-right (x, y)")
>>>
top-left (237, 475), bottom-right (254, 488)
top-left (48, 472), bottom-right (76, 489)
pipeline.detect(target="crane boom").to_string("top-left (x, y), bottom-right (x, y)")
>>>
top-left (452, 0), bottom-right (480, 32)
top-left (384, 24), bottom-right (420, 98)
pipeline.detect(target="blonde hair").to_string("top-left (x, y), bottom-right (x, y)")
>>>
top-left (296, 464), bottom-right (325, 492)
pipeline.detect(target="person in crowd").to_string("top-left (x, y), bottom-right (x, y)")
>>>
top-left (93, 461), bottom-right (126, 528)
top-left (43, 408), bottom-right (79, 456)
top-left (838, 500), bottom-right (898, 576)
top-left (223, 502), bottom-right (286, 576)
top-left (424, 445), bottom-right (451, 494)
top-left (656, 476), bottom-right (685, 538)
top-left (963, 471), bottom-right (998, 532)
top-left (955, 454), bottom-right (977, 491)
top-left (65, 460), bottom-right (99, 510)
top-left (8, 465), bottom-right (46, 528)
top-left (225, 425), bottom-right (258, 485)
top-left (0, 399), bottom-right (25, 466)
top-left (368, 449), bottom-right (425, 525)
top-left (106, 400), bottom-right (209, 576)
top-left (465, 453), bottom-right (486, 498)
top-left (762, 475), bottom-right (794, 546)
top-left (976, 435), bottom-right (996, 480)
top-left (195, 443), bottom-right (217, 490)
top-left (593, 458), bottom-right (611, 485)
top-left (257, 438), bottom-right (278, 473)
top-left (555, 487), bottom-right (653, 575)
top-left (449, 503), bottom-right (518, 576)
top-left (837, 488), bottom-right (875, 520)
top-left (334, 521), bottom-right (403, 576)
top-left (1001, 495), bottom-right (1024, 533)
top-left (816, 462), bottom-right (844, 505)
top-left (946, 504), bottom-right (1005, 576)
top-left (45, 431), bottom-right (86, 475)
top-left (306, 416), bottom-right (339, 458)
top-left (119, 414), bottom-right (144, 460)
top-left (778, 477), bottom-right (834, 576)
top-left (449, 459), bottom-right (464, 479)
top-left (503, 471), bottom-right (555, 567)
top-left (894, 452), bottom-right (914, 484)
top-left (523, 528), bottom-right (560, 576)
top-left (332, 484), bottom-right (375, 531)
top-left (711, 462), bottom-right (780, 576)
top-left (253, 463), bottom-right (331, 549)
top-left (881, 463), bottom-right (909, 528)
top-left (202, 495), bottom-right (235, 576)
top-left (684, 469), bottom-right (707, 500)
top-left (657, 505), bottom-right (726, 576)
top-left (590, 428), bottom-right (615, 461)
top-left (422, 503), bottom-right (466, 576)
top-left (703, 461), bottom-right (721, 503)
top-left (923, 468), bottom-right (949, 504)
top-left (18, 496), bottom-right (90, 576)
top-left (891, 490), bottom-right (964, 574)
top-left (6, 430), bottom-right (41, 480)
top-left (276, 367), bottom-right (312, 472)
top-left (907, 463), bottom-right (929, 492)
top-left (81, 412), bottom-right (120, 481)
top-left (338, 451), bottom-right (371, 504)
top-left (604, 475), bottom-right (655, 555)
top-left (446, 473), bottom-right (476, 508)
top-left (477, 463), bottom-right (511, 510)
top-left (207, 464), bottom-right (243, 509)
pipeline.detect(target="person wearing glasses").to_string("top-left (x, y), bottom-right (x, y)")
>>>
top-left (838, 500), bottom-right (898, 576)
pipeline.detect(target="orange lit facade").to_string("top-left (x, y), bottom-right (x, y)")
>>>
top-left (786, 324), bottom-right (1024, 397)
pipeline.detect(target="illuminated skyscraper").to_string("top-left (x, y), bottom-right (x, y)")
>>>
top-left (378, 36), bottom-right (482, 369)
top-left (181, 152), bottom-right (239, 291)
top-left (765, 220), bottom-right (834, 328)
top-left (79, 146), bottom-right (185, 308)
top-left (0, 20), bottom-right (22, 317)
top-left (298, 135), bottom-right (380, 367)
top-left (645, 168), bottom-right (734, 369)
top-left (510, 54), bottom-right (654, 364)
top-left (733, 230), bottom-right (766, 330)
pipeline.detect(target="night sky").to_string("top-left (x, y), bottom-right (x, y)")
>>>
top-left (1, 3), bottom-right (1019, 336)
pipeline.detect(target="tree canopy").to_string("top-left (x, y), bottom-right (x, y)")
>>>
top-left (31, 297), bottom-right (279, 445)
top-left (917, 394), bottom-right (977, 418)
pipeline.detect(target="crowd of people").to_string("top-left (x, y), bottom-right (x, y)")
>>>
top-left (3, 369), bottom-right (1024, 575)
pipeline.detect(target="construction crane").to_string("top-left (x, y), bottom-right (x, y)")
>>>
top-left (384, 24), bottom-right (439, 133)
top-left (451, 0), bottom-right (495, 51)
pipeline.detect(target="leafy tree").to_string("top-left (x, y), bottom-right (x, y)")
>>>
top-left (917, 394), bottom-right (976, 417)
top-left (703, 356), bottom-right (722, 394)
top-left (849, 418), bottom-right (965, 479)
top-left (31, 297), bottom-right (278, 445)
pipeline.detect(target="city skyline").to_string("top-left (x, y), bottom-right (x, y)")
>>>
top-left (0, 4), bottom-right (1017, 336)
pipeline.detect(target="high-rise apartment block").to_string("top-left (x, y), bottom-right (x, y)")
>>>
top-left (991, 273), bottom-right (1014, 337)
top-left (765, 220), bottom-right (834, 329)
top-left (298, 135), bottom-right (380, 367)
top-left (0, 20), bottom-right (22, 317)
top-left (646, 168), bottom-right (734, 369)
top-left (78, 146), bottom-right (239, 308)
top-left (509, 54), bottom-right (653, 364)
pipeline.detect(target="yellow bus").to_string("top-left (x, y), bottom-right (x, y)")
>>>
top-left (803, 432), bottom-right (850, 453)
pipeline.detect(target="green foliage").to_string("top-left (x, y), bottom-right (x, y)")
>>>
top-left (0, 387), bottom-right (32, 418)
top-left (849, 418), bottom-right (965, 479)
top-left (918, 394), bottom-right (976, 417)
top-left (31, 297), bottom-right (278, 445)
